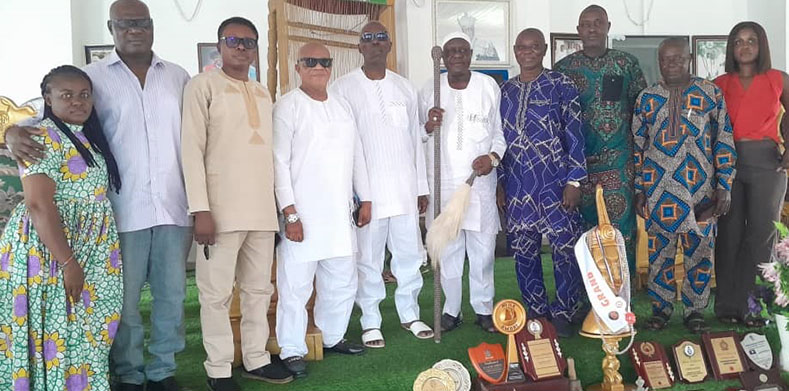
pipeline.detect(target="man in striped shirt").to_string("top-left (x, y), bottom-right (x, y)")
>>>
top-left (6, 1), bottom-right (191, 390)
top-left (331, 21), bottom-right (434, 347)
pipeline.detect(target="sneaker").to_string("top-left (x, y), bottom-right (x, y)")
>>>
top-left (243, 360), bottom-right (294, 384)
top-left (475, 314), bottom-right (497, 333)
top-left (146, 377), bottom-right (179, 391)
top-left (282, 356), bottom-right (308, 378)
top-left (206, 377), bottom-right (240, 391)
top-left (440, 313), bottom-right (463, 332)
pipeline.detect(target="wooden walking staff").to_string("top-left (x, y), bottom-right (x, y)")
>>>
top-left (431, 45), bottom-right (443, 343)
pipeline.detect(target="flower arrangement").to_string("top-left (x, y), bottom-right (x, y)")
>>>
top-left (759, 222), bottom-right (789, 313)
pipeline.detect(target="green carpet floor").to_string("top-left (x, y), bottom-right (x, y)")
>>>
top-left (137, 256), bottom-right (785, 390)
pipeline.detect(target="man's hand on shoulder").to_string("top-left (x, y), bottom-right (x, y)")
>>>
top-left (5, 125), bottom-right (45, 165)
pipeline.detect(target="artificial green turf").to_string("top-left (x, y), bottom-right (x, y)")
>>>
top-left (137, 256), bottom-right (785, 390)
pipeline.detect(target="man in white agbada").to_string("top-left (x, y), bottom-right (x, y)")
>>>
top-left (273, 42), bottom-right (372, 378)
top-left (419, 32), bottom-right (506, 333)
top-left (331, 21), bottom-right (434, 348)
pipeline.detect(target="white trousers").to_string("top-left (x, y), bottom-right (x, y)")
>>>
top-left (275, 240), bottom-right (357, 360)
top-left (440, 230), bottom-right (496, 317)
top-left (355, 213), bottom-right (425, 330)
top-left (196, 231), bottom-right (275, 378)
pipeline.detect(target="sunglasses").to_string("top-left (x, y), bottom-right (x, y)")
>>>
top-left (111, 18), bottom-right (153, 30)
top-left (360, 31), bottom-right (389, 43)
top-left (221, 36), bottom-right (258, 50)
top-left (298, 57), bottom-right (333, 68)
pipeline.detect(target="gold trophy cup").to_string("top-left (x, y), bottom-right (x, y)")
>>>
top-left (577, 185), bottom-right (636, 391)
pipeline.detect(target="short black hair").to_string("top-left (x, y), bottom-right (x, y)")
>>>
top-left (580, 4), bottom-right (608, 19)
top-left (217, 17), bottom-right (258, 41)
top-left (725, 21), bottom-right (772, 73)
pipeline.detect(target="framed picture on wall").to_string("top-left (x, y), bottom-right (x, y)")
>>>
top-left (550, 33), bottom-right (583, 67)
top-left (197, 42), bottom-right (260, 82)
top-left (611, 35), bottom-right (689, 86)
top-left (84, 45), bottom-right (115, 64)
top-left (434, 0), bottom-right (511, 66)
top-left (693, 35), bottom-right (728, 80)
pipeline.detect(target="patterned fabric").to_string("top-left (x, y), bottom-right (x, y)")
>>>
top-left (647, 229), bottom-right (713, 316)
top-left (512, 221), bottom-right (584, 321)
top-left (632, 77), bottom-right (736, 236)
top-left (0, 118), bottom-right (123, 391)
top-left (555, 50), bottom-right (647, 271)
top-left (499, 70), bottom-right (586, 321)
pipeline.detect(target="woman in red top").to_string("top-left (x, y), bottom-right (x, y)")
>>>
top-left (714, 21), bottom-right (789, 327)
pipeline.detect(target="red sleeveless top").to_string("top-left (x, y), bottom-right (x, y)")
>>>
top-left (714, 69), bottom-right (783, 143)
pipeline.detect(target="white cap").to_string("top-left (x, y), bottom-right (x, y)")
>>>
top-left (441, 31), bottom-right (472, 48)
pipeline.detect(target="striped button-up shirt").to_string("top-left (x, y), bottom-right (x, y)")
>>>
top-left (83, 51), bottom-right (191, 232)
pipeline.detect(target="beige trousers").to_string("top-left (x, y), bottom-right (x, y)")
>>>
top-left (196, 231), bottom-right (275, 378)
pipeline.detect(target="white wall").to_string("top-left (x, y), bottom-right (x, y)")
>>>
top-left (0, 1), bottom-right (74, 102)
top-left (400, 0), bottom-right (785, 86)
top-left (70, 0), bottom-right (269, 76)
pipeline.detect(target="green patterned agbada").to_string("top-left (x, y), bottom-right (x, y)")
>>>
top-left (0, 118), bottom-right (123, 391)
top-left (554, 49), bottom-right (647, 271)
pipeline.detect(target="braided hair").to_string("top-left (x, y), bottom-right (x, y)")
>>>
top-left (40, 65), bottom-right (121, 192)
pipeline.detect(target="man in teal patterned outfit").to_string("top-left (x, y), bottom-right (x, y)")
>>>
top-left (555, 4), bottom-right (647, 273)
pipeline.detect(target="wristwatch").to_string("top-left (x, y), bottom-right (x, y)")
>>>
top-left (489, 153), bottom-right (500, 168)
top-left (567, 181), bottom-right (581, 188)
top-left (285, 213), bottom-right (300, 224)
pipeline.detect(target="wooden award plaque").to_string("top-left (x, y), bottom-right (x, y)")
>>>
top-left (629, 341), bottom-right (674, 389)
top-left (468, 343), bottom-right (507, 384)
top-left (515, 317), bottom-right (566, 381)
top-left (672, 340), bottom-right (708, 384)
top-left (739, 333), bottom-right (787, 391)
top-left (702, 331), bottom-right (746, 380)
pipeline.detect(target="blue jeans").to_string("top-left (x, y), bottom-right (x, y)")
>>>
top-left (112, 225), bottom-right (192, 384)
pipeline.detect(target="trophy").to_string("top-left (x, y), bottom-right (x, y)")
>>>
top-left (672, 340), bottom-right (708, 383)
top-left (516, 317), bottom-right (566, 381)
top-left (493, 299), bottom-right (527, 383)
top-left (629, 341), bottom-right (674, 389)
top-left (574, 185), bottom-right (636, 391)
top-left (739, 333), bottom-right (787, 391)
top-left (702, 331), bottom-right (746, 380)
top-left (0, 96), bottom-right (39, 145)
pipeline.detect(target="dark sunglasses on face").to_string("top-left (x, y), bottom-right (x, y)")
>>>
top-left (111, 18), bottom-right (153, 30)
top-left (298, 57), bottom-right (333, 68)
top-left (360, 31), bottom-right (389, 43)
top-left (221, 36), bottom-right (258, 50)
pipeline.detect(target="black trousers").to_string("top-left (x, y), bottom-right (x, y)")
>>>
top-left (715, 140), bottom-right (787, 318)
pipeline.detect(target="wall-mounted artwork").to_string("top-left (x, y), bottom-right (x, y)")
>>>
top-left (550, 33), bottom-right (583, 67)
top-left (85, 45), bottom-right (115, 64)
top-left (693, 35), bottom-right (728, 80)
top-left (197, 43), bottom-right (260, 82)
top-left (611, 35), bottom-right (689, 86)
top-left (434, 0), bottom-right (510, 67)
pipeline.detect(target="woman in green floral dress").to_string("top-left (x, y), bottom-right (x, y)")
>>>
top-left (0, 65), bottom-right (123, 391)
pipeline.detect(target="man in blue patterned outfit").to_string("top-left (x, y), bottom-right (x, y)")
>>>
top-left (498, 29), bottom-right (586, 337)
top-left (633, 38), bottom-right (735, 333)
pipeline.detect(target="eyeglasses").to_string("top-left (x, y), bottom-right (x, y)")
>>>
top-left (111, 18), bottom-right (153, 31)
top-left (360, 31), bottom-right (389, 43)
top-left (298, 57), bottom-right (333, 68)
top-left (221, 36), bottom-right (258, 50)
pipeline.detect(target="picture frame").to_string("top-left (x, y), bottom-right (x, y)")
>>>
top-left (550, 33), bottom-right (583, 67)
top-left (692, 35), bottom-right (728, 80)
top-left (84, 45), bottom-right (115, 65)
top-left (197, 42), bottom-right (261, 82)
top-left (434, 0), bottom-right (511, 67)
top-left (611, 35), bottom-right (689, 86)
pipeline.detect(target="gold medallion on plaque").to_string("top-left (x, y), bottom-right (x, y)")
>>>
top-left (493, 299), bottom-right (527, 383)
top-left (413, 368), bottom-right (456, 391)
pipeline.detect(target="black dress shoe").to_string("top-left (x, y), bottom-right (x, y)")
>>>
top-left (146, 377), bottom-right (179, 391)
top-left (325, 339), bottom-right (366, 355)
top-left (243, 359), bottom-right (294, 384)
top-left (475, 314), bottom-right (497, 333)
top-left (440, 313), bottom-right (463, 332)
top-left (114, 383), bottom-right (144, 391)
top-left (207, 377), bottom-right (240, 391)
top-left (552, 317), bottom-right (573, 338)
top-left (283, 356), bottom-right (308, 378)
